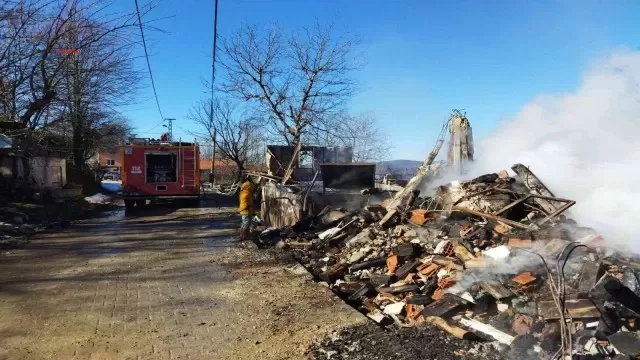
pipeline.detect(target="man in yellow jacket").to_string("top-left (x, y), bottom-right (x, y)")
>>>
top-left (238, 174), bottom-right (254, 240)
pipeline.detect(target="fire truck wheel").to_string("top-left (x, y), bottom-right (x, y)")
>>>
top-left (185, 198), bottom-right (200, 208)
top-left (135, 200), bottom-right (146, 208)
top-left (124, 200), bottom-right (134, 209)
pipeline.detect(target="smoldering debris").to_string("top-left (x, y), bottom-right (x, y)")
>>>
top-left (259, 163), bottom-right (640, 360)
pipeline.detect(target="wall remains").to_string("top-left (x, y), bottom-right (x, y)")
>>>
top-left (261, 183), bottom-right (304, 229)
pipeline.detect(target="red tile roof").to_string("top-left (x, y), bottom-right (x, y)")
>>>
top-left (200, 159), bottom-right (235, 170)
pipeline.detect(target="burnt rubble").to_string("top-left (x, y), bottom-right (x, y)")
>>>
top-left (259, 163), bottom-right (640, 359)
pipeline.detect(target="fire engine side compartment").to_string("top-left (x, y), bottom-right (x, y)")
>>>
top-left (121, 143), bottom-right (200, 200)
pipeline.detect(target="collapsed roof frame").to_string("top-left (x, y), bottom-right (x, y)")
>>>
top-left (453, 187), bottom-right (576, 230)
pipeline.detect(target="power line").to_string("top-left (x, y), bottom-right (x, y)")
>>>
top-left (209, 0), bottom-right (219, 135)
top-left (212, 0), bottom-right (219, 89)
top-left (134, 0), bottom-right (164, 123)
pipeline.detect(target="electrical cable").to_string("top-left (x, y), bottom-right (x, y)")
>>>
top-left (134, 0), bottom-right (165, 125)
top-left (515, 248), bottom-right (566, 359)
top-left (557, 242), bottom-right (588, 358)
top-left (212, 0), bottom-right (219, 88)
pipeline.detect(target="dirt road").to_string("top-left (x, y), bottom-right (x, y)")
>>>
top-left (0, 203), bottom-right (365, 360)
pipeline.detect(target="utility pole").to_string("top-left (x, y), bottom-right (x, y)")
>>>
top-left (211, 129), bottom-right (217, 184)
top-left (163, 118), bottom-right (175, 141)
top-left (209, 0), bottom-right (219, 183)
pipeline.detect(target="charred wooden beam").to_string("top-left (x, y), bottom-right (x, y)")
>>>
top-left (349, 258), bottom-right (387, 272)
top-left (420, 294), bottom-right (467, 318)
top-left (394, 259), bottom-right (422, 279)
top-left (511, 163), bottom-right (559, 215)
top-left (319, 263), bottom-right (348, 283)
top-left (578, 261), bottom-right (603, 297)
top-left (378, 284), bottom-right (420, 294)
top-left (452, 206), bottom-right (530, 230)
top-left (424, 316), bottom-right (474, 340)
top-left (538, 298), bottom-right (601, 320)
top-left (478, 280), bottom-right (514, 300)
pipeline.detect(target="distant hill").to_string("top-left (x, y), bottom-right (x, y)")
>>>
top-left (376, 159), bottom-right (422, 178)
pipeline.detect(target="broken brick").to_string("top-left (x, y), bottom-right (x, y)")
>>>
top-left (406, 303), bottom-right (422, 319)
top-left (494, 224), bottom-right (509, 235)
top-left (459, 224), bottom-right (474, 237)
top-left (512, 314), bottom-right (533, 335)
top-left (386, 255), bottom-right (399, 273)
top-left (437, 277), bottom-right (456, 289)
top-left (507, 238), bottom-right (532, 248)
top-left (409, 209), bottom-right (430, 225)
top-left (512, 272), bottom-right (537, 286)
top-left (417, 263), bottom-right (440, 276)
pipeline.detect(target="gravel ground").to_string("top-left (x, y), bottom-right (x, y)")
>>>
top-left (308, 322), bottom-right (507, 360)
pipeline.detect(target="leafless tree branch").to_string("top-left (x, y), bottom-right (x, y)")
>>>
top-left (218, 21), bottom-right (362, 147)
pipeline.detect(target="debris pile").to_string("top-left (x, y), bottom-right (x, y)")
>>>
top-left (261, 163), bottom-right (640, 359)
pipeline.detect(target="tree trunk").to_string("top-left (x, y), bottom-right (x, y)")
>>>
top-left (235, 161), bottom-right (245, 182)
top-left (71, 52), bottom-right (84, 171)
top-left (72, 124), bottom-right (84, 171)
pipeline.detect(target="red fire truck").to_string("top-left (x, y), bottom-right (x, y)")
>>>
top-left (120, 137), bottom-right (201, 209)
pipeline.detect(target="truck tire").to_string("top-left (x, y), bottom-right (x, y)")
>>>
top-left (124, 200), bottom-right (135, 209)
top-left (185, 198), bottom-right (200, 208)
top-left (135, 200), bottom-right (146, 208)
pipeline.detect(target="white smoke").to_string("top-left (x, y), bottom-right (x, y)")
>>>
top-left (468, 49), bottom-right (640, 249)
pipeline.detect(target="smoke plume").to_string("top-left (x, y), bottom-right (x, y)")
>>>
top-left (464, 49), bottom-right (640, 249)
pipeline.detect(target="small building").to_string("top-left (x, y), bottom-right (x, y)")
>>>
top-left (199, 159), bottom-right (235, 183)
top-left (0, 135), bottom-right (67, 190)
top-left (94, 151), bottom-right (122, 173)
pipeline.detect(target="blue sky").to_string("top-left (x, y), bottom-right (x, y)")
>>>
top-left (113, 0), bottom-right (640, 160)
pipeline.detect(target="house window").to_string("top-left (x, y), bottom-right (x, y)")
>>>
top-left (106, 159), bottom-right (115, 166)
top-left (299, 150), bottom-right (313, 169)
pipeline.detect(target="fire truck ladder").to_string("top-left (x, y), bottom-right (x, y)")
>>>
top-left (180, 139), bottom-right (197, 189)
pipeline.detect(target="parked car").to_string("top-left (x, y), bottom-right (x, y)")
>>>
top-left (102, 171), bottom-right (121, 181)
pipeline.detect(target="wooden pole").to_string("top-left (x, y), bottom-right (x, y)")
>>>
top-left (211, 129), bottom-right (216, 184)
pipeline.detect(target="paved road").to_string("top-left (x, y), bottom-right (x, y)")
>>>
top-left (0, 203), bottom-right (365, 360)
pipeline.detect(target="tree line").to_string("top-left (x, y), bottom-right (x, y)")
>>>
top-left (0, 1), bottom-right (391, 183)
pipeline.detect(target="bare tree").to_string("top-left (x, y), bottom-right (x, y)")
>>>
top-left (305, 112), bottom-right (392, 162)
top-left (219, 23), bottom-right (361, 148)
top-left (189, 98), bottom-right (262, 181)
top-left (53, 6), bottom-right (142, 170)
top-left (0, 0), bottom-right (152, 174)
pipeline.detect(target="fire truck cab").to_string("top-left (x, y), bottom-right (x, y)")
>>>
top-left (120, 138), bottom-right (201, 209)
